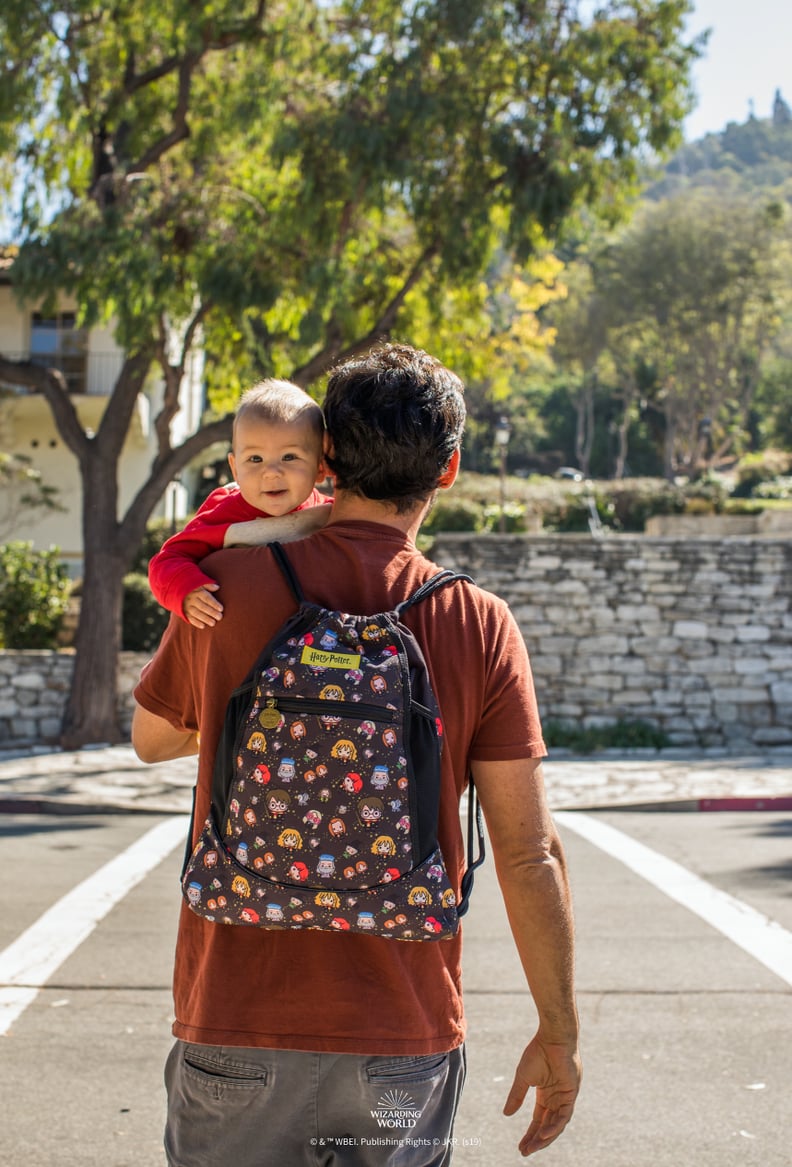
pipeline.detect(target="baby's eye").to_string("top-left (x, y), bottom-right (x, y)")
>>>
top-left (248, 454), bottom-right (263, 463)
top-left (282, 453), bottom-right (299, 462)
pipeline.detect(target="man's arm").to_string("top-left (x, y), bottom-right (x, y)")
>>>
top-left (224, 503), bottom-right (331, 547)
top-left (470, 756), bottom-right (581, 1158)
top-left (131, 703), bottom-right (200, 763)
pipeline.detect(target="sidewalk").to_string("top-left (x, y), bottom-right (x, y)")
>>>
top-left (1, 743), bottom-right (791, 816)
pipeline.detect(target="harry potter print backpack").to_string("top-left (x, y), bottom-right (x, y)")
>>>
top-left (181, 543), bottom-right (485, 941)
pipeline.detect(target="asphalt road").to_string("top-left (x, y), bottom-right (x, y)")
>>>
top-left (0, 809), bottom-right (790, 1167)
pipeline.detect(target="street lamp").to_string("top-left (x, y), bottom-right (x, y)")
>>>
top-left (494, 415), bottom-right (511, 533)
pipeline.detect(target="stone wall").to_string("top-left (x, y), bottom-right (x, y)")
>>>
top-left (1, 534), bottom-right (791, 749)
top-left (432, 534), bottom-right (792, 749)
top-left (0, 650), bottom-right (149, 748)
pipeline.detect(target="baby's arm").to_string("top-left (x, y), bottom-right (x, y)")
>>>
top-left (149, 487), bottom-right (236, 626)
top-left (224, 503), bottom-right (331, 547)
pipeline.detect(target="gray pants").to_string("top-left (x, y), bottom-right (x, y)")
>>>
top-left (164, 1041), bottom-right (467, 1166)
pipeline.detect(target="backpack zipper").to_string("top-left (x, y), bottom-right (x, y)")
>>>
top-left (258, 695), bottom-right (396, 728)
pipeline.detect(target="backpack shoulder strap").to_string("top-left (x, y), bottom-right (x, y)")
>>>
top-left (396, 569), bottom-right (474, 616)
top-left (269, 542), bottom-right (304, 603)
top-left (457, 776), bottom-right (486, 917)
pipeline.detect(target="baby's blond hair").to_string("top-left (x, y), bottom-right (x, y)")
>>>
top-left (233, 379), bottom-right (324, 449)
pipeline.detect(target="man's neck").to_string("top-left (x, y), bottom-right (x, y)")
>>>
top-left (327, 491), bottom-right (430, 544)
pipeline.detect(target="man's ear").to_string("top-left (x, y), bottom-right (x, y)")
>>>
top-left (437, 447), bottom-right (461, 490)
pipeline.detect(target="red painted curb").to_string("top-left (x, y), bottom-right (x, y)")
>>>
top-left (698, 796), bottom-right (792, 812)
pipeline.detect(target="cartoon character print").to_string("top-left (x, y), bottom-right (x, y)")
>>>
top-left (315, 890), bottom-right (341, 909)
top-left (369, 674), bottom-right (387, 695)
top-left (407, 886), bottom-right (432, 907)
top-left (381, 728), bottom-right (397, 749)
top-left (266, 789), bottom-right (291, 818)
top-left (371, 835), bottom-right (397, 857)
top-left (319, 628), bottom-right (339, 651)
top-left (247, 730), bottom-right (267, 752)
top-left (361, 623), bottom-right (388, 643)
top-left (289, 861), bottom-right (309, 883)
top-left (331, 739), bottom-right (357, 762)
top-left (319, 683), bottom-right (345, 702)
top-left (290, 720), bottom-right (307, 742)
top-left (316, 854), bottom-right (336, 878)
top-left (342, 772), bottom-right (363, 794)
top-left (252, 763), bottom-right (271, 785)
top-left (357, 796), bottom-right (385, 829)
top-left (370, 764), bottom-right (390, 790)
top-left (277, 757), bottom-right (296, 783)
top-left (277, 828), bottom-right (303, 851)
top-left (231, 875), bottom-right (251, 898)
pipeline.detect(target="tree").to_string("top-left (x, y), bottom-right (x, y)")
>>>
top-left (546, 263), bottom-right (611, 475)
top-left (0, 0), bottom-right (699, 745)
top-left (773, 89), bottom-right (792, 128)
top-left (592, 191), bottom-right (790, 477)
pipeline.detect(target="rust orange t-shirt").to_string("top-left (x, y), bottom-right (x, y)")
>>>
top-left (134, 520), bottom-right (546, 1054)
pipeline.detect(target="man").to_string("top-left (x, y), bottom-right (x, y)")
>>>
top-left (132, 343), bottom-right (581, 1165)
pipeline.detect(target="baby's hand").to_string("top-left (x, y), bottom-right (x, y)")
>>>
top-left (183, 583), bottom-right (224, 629)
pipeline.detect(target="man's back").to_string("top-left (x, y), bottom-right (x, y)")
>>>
top-left (139, 518), bottom-right (544, 1054)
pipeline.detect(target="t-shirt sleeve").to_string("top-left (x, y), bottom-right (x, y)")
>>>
top-left (468, 597), bottom-right (546, 762)
top-left (133, 616), bottom-right (200, 732)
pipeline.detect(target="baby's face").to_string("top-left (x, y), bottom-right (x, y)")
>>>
top-left (229, 416), bottom-right (325, 516)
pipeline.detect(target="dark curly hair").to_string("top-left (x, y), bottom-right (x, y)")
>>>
top-left (323, 344), bottom-right (466, 513)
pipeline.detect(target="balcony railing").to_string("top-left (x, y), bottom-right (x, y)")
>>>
top-left (0, 351), bottom-right (125, 395)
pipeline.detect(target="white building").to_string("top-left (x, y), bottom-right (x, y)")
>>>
top-left (0, 259), bottom-right (203, 575)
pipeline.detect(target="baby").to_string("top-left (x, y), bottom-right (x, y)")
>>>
top-left (149, 379), bottom-right (331, 628)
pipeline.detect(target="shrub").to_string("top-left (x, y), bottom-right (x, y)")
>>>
top-left (608, 480), bottom-right (686, 531)
top-left (543, 719), bottom-right (669, 753)
top-left (129, 518), bottom-right (173, 575)
top-left (481, 502), bottom-right (531, 532)
top-left (0, 541), bottom-right (71, 649)
top-left (122, 573), bottom-right (170, 651)
top-left (422, 498), bottom-right (486, 534)
top-left (753, 476), bottom-right (792, 500)
top-left (682, 475), bottom-right (728, 513)
top-left (732, 450), bottom-right (792, 498)
top-left (543, 491), bottom-right (617, 533)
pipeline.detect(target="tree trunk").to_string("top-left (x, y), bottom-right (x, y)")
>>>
top-left (662, 411), bottom-right (676, 482)
top-left (575, 381), bottom-right (595, 476)
top-left (60, 443), bottom-right (132, 748)
top-left (60, 545), bottom-right (128, 748)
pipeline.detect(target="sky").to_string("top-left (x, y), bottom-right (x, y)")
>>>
top-left (683, 0), bottom-right (792, 141)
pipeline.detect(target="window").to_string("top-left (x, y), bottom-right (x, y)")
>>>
top-left (30, 312), bottom-right (87, 393)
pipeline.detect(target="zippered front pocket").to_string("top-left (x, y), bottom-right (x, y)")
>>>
top-left (257, 694), bottom-right (396, 729)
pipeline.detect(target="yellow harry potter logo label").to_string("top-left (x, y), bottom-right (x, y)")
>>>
top-left (301, 646), bottom-right (361, 670)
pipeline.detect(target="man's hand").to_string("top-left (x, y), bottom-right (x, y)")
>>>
top-left (183, 583), bottom-right (223, 628)
top-left (503, 1034), bottom-right (581, 1157)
